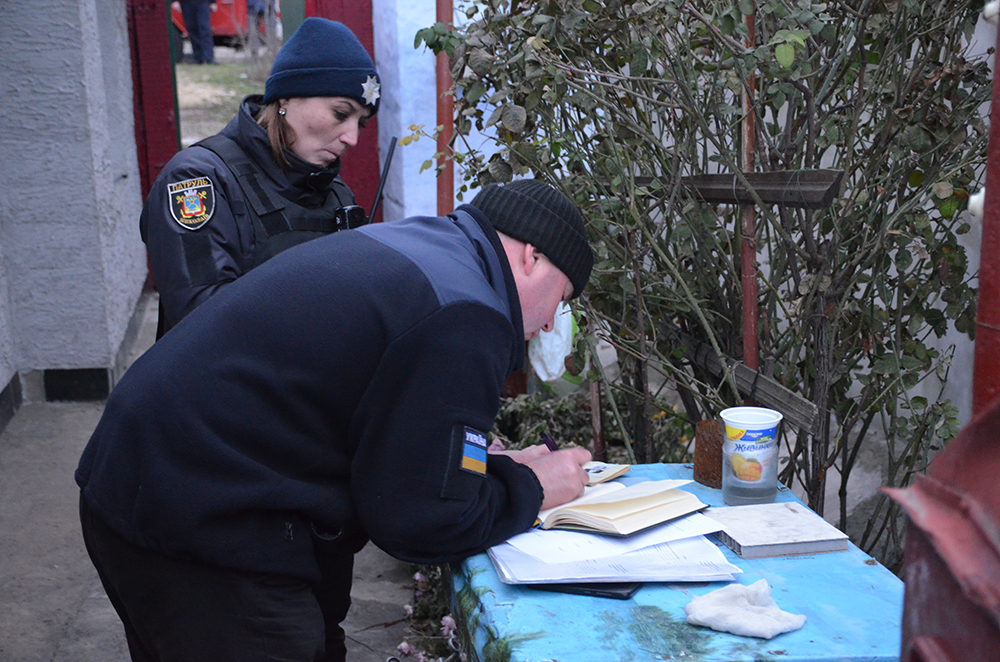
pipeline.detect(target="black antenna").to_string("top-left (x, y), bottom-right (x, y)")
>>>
top-left (367, 136), bottom-right (398, 224)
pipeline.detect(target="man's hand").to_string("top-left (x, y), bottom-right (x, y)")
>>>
top-left (488, 443), bottom-right (549, 465)
top-left (527, 446), bottom-right (592, 510)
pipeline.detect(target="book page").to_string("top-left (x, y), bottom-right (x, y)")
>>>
top-left (556, 487), bottom-right (693, 520)
top-left (537, 481), bottom-right (625, 523)
top-left (583, 493), bottom-right (704, 534)
top-left (538, 479), bottom-right (691, 525)
top-left (584, 461), bottom-right (630, 485)
top-left (540, 480), bottom-right (698, 532)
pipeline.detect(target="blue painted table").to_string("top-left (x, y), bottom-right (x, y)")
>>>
top-left (449, 463), bottom-right (903, 661)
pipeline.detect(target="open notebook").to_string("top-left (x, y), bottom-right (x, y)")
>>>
top-left (538, 479), bottom-right (708, 536)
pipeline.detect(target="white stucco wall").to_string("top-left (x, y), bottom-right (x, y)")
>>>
top-left (0, 0), bottom-right (145, 378)
top-left (91, 0), bottom-right (147, 358)
top-left (914, 16), bottom-right (996, 425)
top-left (373, 0), bottom-right (449, 221)
top-left (0, 260), bottom-right (14, 390)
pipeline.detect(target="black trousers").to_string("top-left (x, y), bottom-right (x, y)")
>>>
top-left (80, 494), bottom-right (354, 662)
top-left (179, 0), bottom-right (215, 64)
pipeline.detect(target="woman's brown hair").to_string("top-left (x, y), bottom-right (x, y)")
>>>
top-left (256, 101), bottom-right (295, 169)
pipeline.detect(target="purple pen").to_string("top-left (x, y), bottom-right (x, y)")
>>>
top-left (542, 434), bottom-right (558, 452)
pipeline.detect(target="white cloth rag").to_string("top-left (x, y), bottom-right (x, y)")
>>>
top-left (684, 579), bottom-right (806, 639)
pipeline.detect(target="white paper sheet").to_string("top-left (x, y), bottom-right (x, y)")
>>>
top-left (506, 512), bottom-right (725, 563)
top-left (487, 534), bottom-right (742, 584)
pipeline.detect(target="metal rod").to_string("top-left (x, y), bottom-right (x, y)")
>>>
top-left (740, 6), bottom-right (759, 376)
top-left (367, 136), bottom-right (397, 225)
top-left (436, 0), bottom-right (455, 215)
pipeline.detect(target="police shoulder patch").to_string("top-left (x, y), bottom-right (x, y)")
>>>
top-left (168, 176), bottom-right (216, 230)
top-left (459, 426), bottom-right (489, 476)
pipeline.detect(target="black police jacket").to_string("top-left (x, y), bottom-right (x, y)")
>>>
top-left (77, 206), bottom-right (544, 582)
top-left (140, 95), bottom-right (359, 337)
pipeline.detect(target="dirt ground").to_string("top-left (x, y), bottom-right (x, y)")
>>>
top-left (174, 44), bottom-right (271, 146)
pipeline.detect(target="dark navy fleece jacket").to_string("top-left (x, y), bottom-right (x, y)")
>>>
top-left (76, 206), bottom-right (544, 582)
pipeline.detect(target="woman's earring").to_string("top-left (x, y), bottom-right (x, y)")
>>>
top-left (278, 108), bottom-right (286, 116)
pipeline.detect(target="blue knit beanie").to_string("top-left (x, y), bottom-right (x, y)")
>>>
top-left (263, 18), bottom-right (381, 114)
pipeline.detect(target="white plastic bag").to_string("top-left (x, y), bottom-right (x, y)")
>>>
top-left (527, 302), bottom-right (575, 382)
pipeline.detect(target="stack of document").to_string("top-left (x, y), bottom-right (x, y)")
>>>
top-left (488, 511), bottom-right (742, 584)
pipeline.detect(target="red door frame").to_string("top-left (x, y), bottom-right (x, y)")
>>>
top-left (973, 26), bottom-right (1000, 415)
top-left (128, 0), bottom-right (182, 199)
top-left (305, 0), bottom-right (382, 222)
top-left (128, 0), bottom-right (182, 288)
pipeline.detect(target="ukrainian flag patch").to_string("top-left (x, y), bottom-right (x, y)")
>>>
top-left (460, 427), bottom-right (488, 476)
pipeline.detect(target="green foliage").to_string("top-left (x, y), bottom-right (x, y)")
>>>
top-left (493, 390), bottom-right (694, 464)
top-left (422, 0), bottom-right (989, 567)
top-left (407, 564), bottom-right (460, 659)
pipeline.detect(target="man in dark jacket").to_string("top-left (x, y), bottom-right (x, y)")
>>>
top-left (77, 179), bottom-right (595, 662)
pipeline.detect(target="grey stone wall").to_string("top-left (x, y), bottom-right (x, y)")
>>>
top-left (0, 0), bottom-right (147, 401)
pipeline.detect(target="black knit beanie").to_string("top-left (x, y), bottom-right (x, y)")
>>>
top-left (263, 18), bottom-right (381, 114)
top-left (471, 180), bottom-right (594, 298)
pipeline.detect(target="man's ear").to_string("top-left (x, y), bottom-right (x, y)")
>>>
top-left (521, 243), bottom-right (541, 276)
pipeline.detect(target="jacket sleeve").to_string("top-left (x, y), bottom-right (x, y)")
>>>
top-left (349, 302), bottom-right (543, 564)
top-left (140, 146), bottom-right (252, 333)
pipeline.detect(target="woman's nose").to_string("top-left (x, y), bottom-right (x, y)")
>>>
top-left (340, 120), bottom-right (361, 148)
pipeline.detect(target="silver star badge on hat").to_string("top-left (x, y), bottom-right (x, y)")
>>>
top-left (362, 75), bottom-right (381, 106)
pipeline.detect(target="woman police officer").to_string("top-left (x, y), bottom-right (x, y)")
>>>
top-left (141, 17), bottom-right (381, 337)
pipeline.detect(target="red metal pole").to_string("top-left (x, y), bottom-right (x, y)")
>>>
top-left (740, 8), bottom-right (759, 373)
top-left (436, 0), bottom-right (455, 215)
top-left (972, 28), bottom-right (1000, 416)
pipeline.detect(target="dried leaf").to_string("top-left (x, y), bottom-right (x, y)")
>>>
top-left (468, 48), bottom-right (494, 77)
top-left (501, 105), bottom-right (527, 133)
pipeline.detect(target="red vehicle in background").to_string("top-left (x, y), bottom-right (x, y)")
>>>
top-left (170, 0), bottom-right (279, 54)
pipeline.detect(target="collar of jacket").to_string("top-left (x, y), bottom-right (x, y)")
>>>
top-left (226, 95), bottom-right (344, 204)
top-left (453, 204), bottom-right (526, 374)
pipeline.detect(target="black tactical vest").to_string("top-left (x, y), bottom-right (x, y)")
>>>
top-left (196, 134), bottom-right (365, 269)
